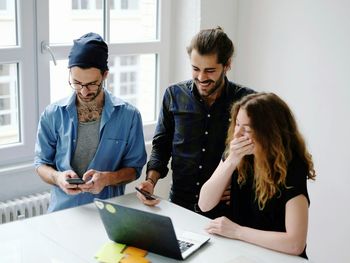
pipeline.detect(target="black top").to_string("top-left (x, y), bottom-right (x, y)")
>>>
top-left (147, 77), bottom-right (254, 216)
top-left (230, 155), bottom-right (310, 259)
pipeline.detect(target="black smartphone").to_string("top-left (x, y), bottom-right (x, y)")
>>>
top-left (135, 186), bottom-right (157, 200)
top-left (66, 178), bottom-right (85, 184)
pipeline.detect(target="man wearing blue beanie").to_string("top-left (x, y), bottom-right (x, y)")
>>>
top-left (34, 32), bottom-right (147, 212)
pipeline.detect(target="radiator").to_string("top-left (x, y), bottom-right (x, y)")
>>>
top-left (0, 192), bottom-right (51, 224)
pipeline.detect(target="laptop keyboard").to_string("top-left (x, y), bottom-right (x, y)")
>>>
top-left (178, 239), bottom-right (194, 253)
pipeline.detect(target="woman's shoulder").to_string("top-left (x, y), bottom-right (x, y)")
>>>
top-left (288, 153), bottom-right (308, 176)
top-left (284, 153), bottom-right (310, 203)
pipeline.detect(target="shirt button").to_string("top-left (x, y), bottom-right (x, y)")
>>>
top-left (195, 195), bottom-right (199, 198)
top-left (199, 165), bottom-right (202, 169)
top-left (229, 118), bottom-right (232, 122)
top-left (205, 131), bottom-right (208, 135)
top-left (73, 139), bottom-right (76, 142)
top-left (196, 182), bottom-right (200, 186)
top-left (207, 114), bottom-right (211, 118)
top-left (202, 148), bottom-right (206, 152)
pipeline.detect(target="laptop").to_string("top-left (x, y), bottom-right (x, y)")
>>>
top-left (94, 198), bottom-right (210, 260)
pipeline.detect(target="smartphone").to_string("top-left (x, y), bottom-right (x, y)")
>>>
top-left (66, 178), bottom-right (85, 184)
top-left (135, 187), bottom-right (157, 200)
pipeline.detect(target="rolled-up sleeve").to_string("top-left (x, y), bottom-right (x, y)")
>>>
top-left (120, 109), bottom-right (147, 178)
top-left (34, 109), bottom-right (57, 169)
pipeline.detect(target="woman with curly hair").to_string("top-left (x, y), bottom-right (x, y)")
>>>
top-left (198, 92), bottom-right (316, 259)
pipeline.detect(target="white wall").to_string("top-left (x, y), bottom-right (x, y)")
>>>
top-left (168, 0), bottom-right (239, 84)
top-left (200, 0), bottom-right (239, 81)
top-left (232, 1), bottom-right (350, 262)
top-left (180, 0), bottom-right (350, 262)
top-left (167, 0), bottom-right (200, 84)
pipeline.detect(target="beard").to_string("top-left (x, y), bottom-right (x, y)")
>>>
top-left (77, 85), bottom-right (103, 103)
top-left (194, 70), bottom-right (226, 98)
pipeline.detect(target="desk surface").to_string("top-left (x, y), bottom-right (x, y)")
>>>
top-left (0, 193), bottom-right (308, 263)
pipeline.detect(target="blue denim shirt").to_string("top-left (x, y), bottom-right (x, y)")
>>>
top-left (34, 89), bottom-right (147, 212)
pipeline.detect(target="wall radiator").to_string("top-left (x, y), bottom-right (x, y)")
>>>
top-left (0, 192), bottom-right (50, 224)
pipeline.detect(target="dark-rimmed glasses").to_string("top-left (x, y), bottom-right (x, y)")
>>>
top-left (68, 72), bottom-right (103, 91)
top-left (68, 80), bottom-right (103, 91)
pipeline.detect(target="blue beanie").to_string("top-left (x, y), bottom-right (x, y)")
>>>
top-left (68, 32), bottom-right (108, 71)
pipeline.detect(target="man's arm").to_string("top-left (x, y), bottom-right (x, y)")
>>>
top-left (79, 167), bottom-right (137, 194)
top-left (146, 88), bottom-right (174, 179)
top-left (136, 170), bottom-right (161, 205)
top-left (137, 89), bottom-right (174, 205)
top-left (36, 164), bottom-right (82, 195)
top-left (36, 164), bottom-right (60, 185)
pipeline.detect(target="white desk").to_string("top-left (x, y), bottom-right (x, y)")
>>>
top-left (0, 193), bottom-right (308, 263)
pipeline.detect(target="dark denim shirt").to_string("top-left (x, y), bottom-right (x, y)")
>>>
top-left (147, 77), bottom-right (254, 209)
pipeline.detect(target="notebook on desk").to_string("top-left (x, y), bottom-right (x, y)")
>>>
top-left (94, 198), bottom-right (210, 260)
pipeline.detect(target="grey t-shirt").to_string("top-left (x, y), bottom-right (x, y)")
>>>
top-left (71, 119), bottom-right (100, 177)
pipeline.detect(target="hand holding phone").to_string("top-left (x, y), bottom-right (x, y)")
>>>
top-left (135, 186), bottom-right (157, 200)
top-left (66, 178), bottom-right (85, 184)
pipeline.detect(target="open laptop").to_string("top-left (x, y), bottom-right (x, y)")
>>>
top-left (94, 198), bottom-right (210, 260)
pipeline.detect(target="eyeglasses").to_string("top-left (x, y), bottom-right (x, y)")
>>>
top-left (68, 71), bottom-right (104, 91)
top-left (68, 80), bottom-right (103, 91)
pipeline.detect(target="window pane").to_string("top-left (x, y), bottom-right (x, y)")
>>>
top-left (0, 63), bottom-right (19, 146)
top-left (49, 0), bottom-right (103, 44)
top-left (50, 55), bottom-right (156, 123)
top-left (50, 59), bottom-right (73, 103)
top-left (0, 0), bottom-right (17, 46)
top-left (109, 0), bottom-right (158, 43)
top-left (108, 54), bottom-right (156, 123)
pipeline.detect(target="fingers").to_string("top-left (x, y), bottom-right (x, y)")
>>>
top-left (220, 195), bottom-right (230, 201)
top-left (143, 198), bottom-right (161, 206)
top-left (140, 181), bottom-right (154, 192)
top-left (230, 136), bottom-right (254, 157)
top-left (136, 181), bottom-right (160, 206)
top-left (231, 137), bottom-right (252, 151)
top-left (205, 217), bottom-right (227, 234)
top-left (220, 190), bottom-right (231, 201)
top-left (79, 179), bottom-right (99, 194)
top-left (204, 217), bottom-right (239, 239)
top-left (205, 219), bottom-right (220, 234)
top-left (79, 170), bottom-right (102, 194)
top-left (82, 169), bottom-right (95, 181)
top-left (136, 191), bottom-right (160, 206)
top-left (58, 170), bottom-right (100, 195)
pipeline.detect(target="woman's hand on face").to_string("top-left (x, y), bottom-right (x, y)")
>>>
top-left (228, 135), bottom-right (254, 163)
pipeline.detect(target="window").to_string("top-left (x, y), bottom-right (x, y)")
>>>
top-left (0, 0), bottom-right (16, 46)
top-left (0, 64), bottom-right (19, 145)
top-left (43, 0), bottom-right (165, 127)
top-left (0, 0), bottom-right (170, 167)
top-left (0, 0), bottom-right (37, 166)
top-left (72, 0), bottom-right (103, 10)
top-left (107, 54), bottom-right (156, 122)
top-left (0, 0), bottom-right (7, 10)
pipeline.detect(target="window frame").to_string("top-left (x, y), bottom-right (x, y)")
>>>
top-left (0, 0), bottom-right (37, 166)
top-left (0, 0), bottom-right (170, 168)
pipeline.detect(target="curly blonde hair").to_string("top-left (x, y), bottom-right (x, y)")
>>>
top-left (225, 93), bottom-right (316, 209)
